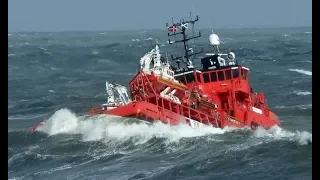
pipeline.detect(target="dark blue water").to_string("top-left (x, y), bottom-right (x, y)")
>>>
top-left (8, 27), bottom-right (312, 180)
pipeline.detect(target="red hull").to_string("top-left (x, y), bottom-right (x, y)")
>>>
top-left (89, 95), bottom-right (279, 130)
top-left (89, 101), bottom-right (185, 126)
top-left (29, 122), bottom-right (44, 132)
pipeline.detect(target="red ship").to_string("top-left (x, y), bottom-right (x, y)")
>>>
top-left (30, 13), bottom-right (280, 132)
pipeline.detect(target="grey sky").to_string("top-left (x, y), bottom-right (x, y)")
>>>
top-left (9, 0), bottom-right (311, 32)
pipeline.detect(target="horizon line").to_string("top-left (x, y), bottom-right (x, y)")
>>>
top-left (8, 25), bottom-right (311, 33)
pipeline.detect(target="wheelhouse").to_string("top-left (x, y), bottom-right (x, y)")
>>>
top-left (174, 70), bottom-right (202, 84)
top-left (174, 66), bottom-right (249, 85)
top-left (201, 66), bottom-right (249, 84)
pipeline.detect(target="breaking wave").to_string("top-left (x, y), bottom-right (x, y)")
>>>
top-left (36, 108), bottom-right (312, 146)
top-left (293, 91), bottom-right (312, 96)
top-left (275, 104), bottom-right (312, 110)
top-left (36, 109), bottom-right (226, 143)
top-left (289, 69), bottom-right (312, 76)
top-left (254, 126), bottom-right (312, 145)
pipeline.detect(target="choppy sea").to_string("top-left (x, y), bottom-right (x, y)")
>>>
top-left (8, 27), bottom-right (312, 180)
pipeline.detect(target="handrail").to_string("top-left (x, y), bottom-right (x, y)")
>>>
top-left (130, 71), bottom-right (224, 127)
top-left (129, 70), bottom-right (142, 84)
top-left (151, 94), bottom-right (223, 127)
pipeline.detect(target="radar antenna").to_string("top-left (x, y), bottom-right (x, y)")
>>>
top-left (166, 12), bottom-right (203, 70)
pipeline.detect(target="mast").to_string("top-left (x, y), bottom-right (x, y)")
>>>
top-left (166, 13), bottom-right (203, 70)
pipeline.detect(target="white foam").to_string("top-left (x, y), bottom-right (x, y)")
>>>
top-left (39, 47), bottom-right (48, 51)
top-left (92, 50), bottom-right (99, 55)
top-left (254, 126), bottom-right (312, 145)
top-left (37, 109), bottom-right (79, 135)
top-left (144, 37), bottom-right (153, 41)
top-left (295, 131), bottom-right (313, 145)
top-left (293, 91), bottom-right (312, 96)
top-left (34, 164), bottom-right (73, 176)
top-left (9, 177), bottom-right (24, 180)
top-left (132, 39), bottom-right (140, 42)
top-left (275, 104), bottom-right (312, 110)
top-left (289, 69), bottom-right (312, 76)
top-left (37, 109), bottom-right (227, 143)
top-left (37, 109), bottom-right (312, 146)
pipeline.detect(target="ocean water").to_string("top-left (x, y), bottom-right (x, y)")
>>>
top-left (8, 27), bottom-right (312, 180)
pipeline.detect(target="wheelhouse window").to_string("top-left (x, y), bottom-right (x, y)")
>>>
top-left (210, 72), bottom-right (217, 82)
top-left (185, 73), bottom-right (195, 83)
top-left (203, 73), bottom-right (210, 83)
top-left (225, 70), bottom-right (232, 80)
top-left (196, 72), bottom-right (202, 83)
top-left (232, 68), bottom-right (239, 78)
top-left (175, 75), bottom-right (186, 84)
top-left (241, 69), bottom-right (248, 80)
top-left (218, 71), bottom-right (225, 81)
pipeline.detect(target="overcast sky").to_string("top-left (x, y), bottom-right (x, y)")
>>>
top-left (8, 0), bottom-right (312, 32)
